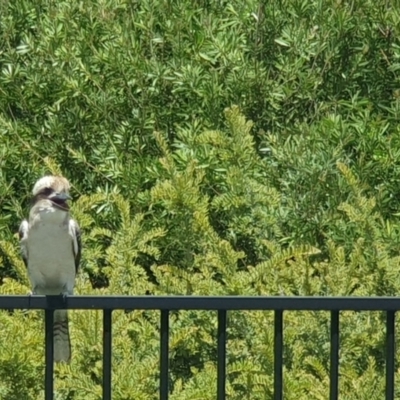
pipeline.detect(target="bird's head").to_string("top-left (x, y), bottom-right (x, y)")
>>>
top-left (32, 175), bottom-right (72, 209)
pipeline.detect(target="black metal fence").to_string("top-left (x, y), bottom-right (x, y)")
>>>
top-left (0, 295), bottom-right (398, 400)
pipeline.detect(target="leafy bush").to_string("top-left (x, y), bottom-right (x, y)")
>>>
top-left (1, 0), bottom-right (400, 398)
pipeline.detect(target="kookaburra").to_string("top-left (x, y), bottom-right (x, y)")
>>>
top-left (19, 176), bottom-right (81, 363)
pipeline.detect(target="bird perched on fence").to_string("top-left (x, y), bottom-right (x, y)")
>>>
top-left (18, 175), bottom-right (81, 363)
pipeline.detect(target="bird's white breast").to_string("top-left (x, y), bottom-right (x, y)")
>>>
top-left (27, 207), bottom-right (76, 295)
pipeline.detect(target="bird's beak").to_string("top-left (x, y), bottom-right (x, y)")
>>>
top-left (49, 192), bottom-right (71, 201)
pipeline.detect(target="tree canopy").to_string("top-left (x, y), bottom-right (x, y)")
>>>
top-left (1, 0), bottom-right (400, 398)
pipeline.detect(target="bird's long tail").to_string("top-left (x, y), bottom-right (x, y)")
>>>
top-left (53, 309), bottom-right (71, 363)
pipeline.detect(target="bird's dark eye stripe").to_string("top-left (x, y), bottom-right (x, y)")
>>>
top-left (40, 187), bottom-right (53, 195)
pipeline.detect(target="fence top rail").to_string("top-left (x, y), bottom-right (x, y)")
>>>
top-left (1, 295), bottom-right (400, 311)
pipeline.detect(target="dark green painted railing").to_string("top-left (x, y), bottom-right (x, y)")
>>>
top-left (0, 295), bottom-right (398, 400)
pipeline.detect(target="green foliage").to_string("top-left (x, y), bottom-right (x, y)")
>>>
top-left (1, 0), bottom-right (400, 398)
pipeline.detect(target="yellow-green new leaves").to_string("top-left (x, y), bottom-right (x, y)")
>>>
top-left (1, 0), bottom-right (400, 395)
top-left (0, 240), bottom-right (30, 288)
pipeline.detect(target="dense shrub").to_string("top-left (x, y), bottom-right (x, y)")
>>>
top-left (1, 0), bottom-right (400, 398)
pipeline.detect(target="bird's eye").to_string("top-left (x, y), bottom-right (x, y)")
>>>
top-left (41, 187), bottom-right (53, 195)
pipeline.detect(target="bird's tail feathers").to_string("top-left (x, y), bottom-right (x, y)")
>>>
top-left (53, 309), bottom-right (71, 363)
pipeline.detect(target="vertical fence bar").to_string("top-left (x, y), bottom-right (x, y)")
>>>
top-left (45, 309), bottom-right (54, 400)
top-left (274, 310), bottom-right (283, 400)
top-left (103, 310), bottom-right (112, 400)
top-left (217, 310), bottom-right (227, 400)
top-left (330, 311), bottom-right (339, 400)
top-left (160, 310), bottom-right (169, 400)
top-left (386, 311), bottom-right (395, 400)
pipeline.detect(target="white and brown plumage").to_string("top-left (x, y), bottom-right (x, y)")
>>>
top-left (19, 175), bottom-right (81, 363)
